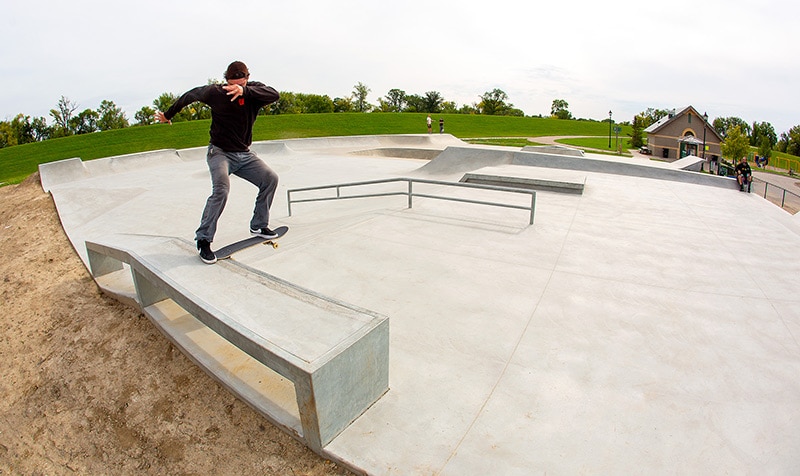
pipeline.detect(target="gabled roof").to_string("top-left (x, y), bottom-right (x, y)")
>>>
top-left (644, 112), bottom-right (675, 133)
top-left (644, 106), bottom-right (723, 142)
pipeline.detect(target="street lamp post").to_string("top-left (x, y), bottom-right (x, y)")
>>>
top-left (702, 112), bottom-right (708, 173)
top-left (608, 110), bottom-right (612, 149)
top-left (702, 112), bottom-right (708, 159)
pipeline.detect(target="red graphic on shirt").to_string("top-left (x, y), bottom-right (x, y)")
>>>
top-left (238, 98), bottom-right (245, 106)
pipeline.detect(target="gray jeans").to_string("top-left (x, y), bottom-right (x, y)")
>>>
top-left (195, 144), bottom-right (279, 242)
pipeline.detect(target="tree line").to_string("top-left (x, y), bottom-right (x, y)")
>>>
top-left (2, 83), bottom-right (799, 160)
top-left (0, 82), bottom-right (527, 149)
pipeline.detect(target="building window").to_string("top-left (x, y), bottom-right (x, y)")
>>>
top-left (688, 113), bottom-right (692, 123)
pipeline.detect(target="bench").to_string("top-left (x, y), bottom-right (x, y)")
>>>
top-left (85, 235), bottom-right (389, 453)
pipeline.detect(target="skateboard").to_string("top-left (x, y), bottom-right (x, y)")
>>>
top-left (214, 226), bottom-right (288, 260)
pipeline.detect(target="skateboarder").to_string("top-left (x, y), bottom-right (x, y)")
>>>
top-left (156, 61), bottom-right (281, 264)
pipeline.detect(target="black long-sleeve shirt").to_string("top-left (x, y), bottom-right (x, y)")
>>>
top-left (164, 81), bottom-right (279, 152)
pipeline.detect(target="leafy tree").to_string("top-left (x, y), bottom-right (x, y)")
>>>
top-left (50, 96), bottom-right (78, 137)
top-left (352, 82), bottom-right (371, 112)
top-left (29, 116), bottom-right (51, 141)
top-left (478, 88), bottom-right (509, 115)
top-left (720, 125), bottom-right (751, 162)
top-left (0, 121), bottom-right (16, 148)
top-left (459, 103), bottom-right (478, 114)
top-left (375, 98), bottom-right (394, 113)
top-left (441, 101), bottom-right (459, 114)
top-left (758, 137), bottom-right (772, 161)
top-left (269, 91), bottom-right (298, 114)
top-left (384, 89), bottom-right (406, 112)
top-left (152, 93), bottom-right (175, 115)
top-left (639, 108), bottom-right (671, 127)
top-left (134, 106), bottom-right (156, 126)
top-left (97, 100), bottom-right (129, 130)
top-left (7, 114), bottom-right (39, 145)
top-left (782, 125), bottom-right (800, 157)
top-left (333, 96), bottom-right (354, 113)
top-left (423, 91), bottom-right (444, 113)
top-left (550, 99), bottom-right (572, 119)
top-left (750, 121), bottom-right (777, 148)
top-left (71, 109), bottom-right (99, 134)
top-left (404, 94), bottom-right (425, 113)
top-left (630, 114), bottom-right (646, 148)
top-left (713, 116), bottom-right (750, 139)
top-left (297, 93), bottom-right (334, 113)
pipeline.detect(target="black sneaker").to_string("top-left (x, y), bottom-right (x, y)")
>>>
top-left (250, 227), bottom-right (278, 239)
top-left (197, 239), bottom-right (217, 264)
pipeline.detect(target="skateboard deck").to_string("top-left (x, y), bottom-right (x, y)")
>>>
top-left (214, 226), bottom-right (288, 260)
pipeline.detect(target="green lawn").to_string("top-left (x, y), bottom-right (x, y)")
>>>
top-left (758, 149), bottom-right (800, 173)
top-left (556, 136), bottom-right (633, 155)
top-left (0, 113), bottom-right (621, 184)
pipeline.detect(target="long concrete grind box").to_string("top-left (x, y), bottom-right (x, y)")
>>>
top-left (85, 234), bottom-right (389, 453)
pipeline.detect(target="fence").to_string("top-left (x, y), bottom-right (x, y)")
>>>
top-left (751, 177), bottom-right (800, 214)
top-left (287, 177), bottom-right (537, 225)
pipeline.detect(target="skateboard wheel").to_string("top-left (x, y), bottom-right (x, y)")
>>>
top-left (272, 242), bottom-right (279, 249)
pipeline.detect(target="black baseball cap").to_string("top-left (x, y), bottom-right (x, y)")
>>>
top-left (225, 61), bottom-right (249, 80)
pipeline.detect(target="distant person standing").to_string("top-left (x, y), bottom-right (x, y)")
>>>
top-left (426, 115), bottom-right (432, 133)
top-left (439, 117), bottom-right (444, 133)
top-left (156, 61), bottom-right (280, 264)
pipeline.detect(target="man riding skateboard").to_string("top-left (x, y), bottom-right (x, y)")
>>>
top-left (156, 61), bottom-right (281, 264)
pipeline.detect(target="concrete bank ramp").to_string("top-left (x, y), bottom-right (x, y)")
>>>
top-left (415, 146), bottom-right (738, 189)
top-left (414, 146), bottom-right (516, 176)
top-left (39, 149), bottom-right (188, 192)
top-left (670, 154), bottom-right (706, 172)
top-left (274, 133), bottom-right (465, 153)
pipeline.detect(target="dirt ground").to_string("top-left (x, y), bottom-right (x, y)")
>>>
top-left (0, 174), bottom-right (352, 475)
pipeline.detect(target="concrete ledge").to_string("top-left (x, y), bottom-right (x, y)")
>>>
top-left (521, 144), bottom-right (585, 157)
top-left (461, 165), bottom-right (586, 194)
top-left (85, 235), bottom-right (389, 453)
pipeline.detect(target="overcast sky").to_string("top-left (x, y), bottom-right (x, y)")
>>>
top-left (2, 0), bottom-right (798, 133)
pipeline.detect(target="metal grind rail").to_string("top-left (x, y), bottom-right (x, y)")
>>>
top-left (287, 177), bottom-right (537, 225)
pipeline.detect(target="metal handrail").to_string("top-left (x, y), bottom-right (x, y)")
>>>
top-left (752, 177), bottom-right (800, 213)
top-left (287, 177), bottom-right (536, 225)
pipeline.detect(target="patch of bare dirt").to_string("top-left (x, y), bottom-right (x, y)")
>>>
top-left (0, 175), bottom-right (352, 475)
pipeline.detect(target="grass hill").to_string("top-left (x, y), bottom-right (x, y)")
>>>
top-left (0, 113), bottom-right (620, 184)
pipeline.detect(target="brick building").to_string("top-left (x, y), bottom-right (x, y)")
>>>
top-left (645, 106), bottom-right (722, 161)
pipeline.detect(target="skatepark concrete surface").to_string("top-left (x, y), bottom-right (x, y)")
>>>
top-left (40, 134), bottom-right (800, 474)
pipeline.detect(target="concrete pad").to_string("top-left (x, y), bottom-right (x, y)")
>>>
top-left (40, 134), bottom-right (800, 474)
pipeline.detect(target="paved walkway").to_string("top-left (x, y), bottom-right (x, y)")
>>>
top-left (40, 135), bottom-right (800, 475)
